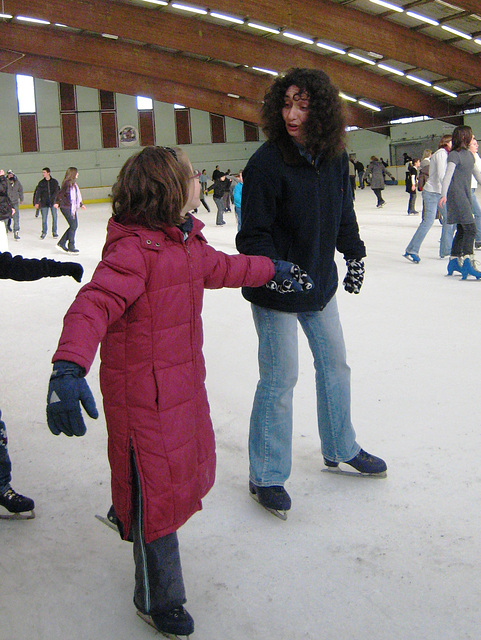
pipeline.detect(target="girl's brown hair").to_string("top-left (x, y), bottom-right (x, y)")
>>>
top-left (451, 126), bottom-right (473, 151)
top-left (111, 146), bottom-right (190, 228)
top-left (61, 167), bottom-right (78, 189)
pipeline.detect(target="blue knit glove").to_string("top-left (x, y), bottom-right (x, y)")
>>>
top-left (343, 259), bottom-right (365, 294)
top-left (267, 260), bottom-right (314, 294)
top-left (46, 360), bottom-right (99, 437)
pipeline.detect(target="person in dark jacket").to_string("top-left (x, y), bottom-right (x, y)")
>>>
top-left (33, 167), bottom-right (60, 239)
top-left (0, 248), bottom-right (83, 519)
top-left (236, 68), bottom-right (387, 518)
top-left (405, 158), bottom-right (420, 215)
top-left (207, 173), bottom-right (228, 225)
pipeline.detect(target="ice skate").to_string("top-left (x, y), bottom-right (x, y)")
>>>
top-left (137, 605), bottom-right (194, 638)
top-left (447, 257), bottom-right (463, 276)
top-left (461, 255), bottom-right (481, 280)
top-left (323, 449), bottom-right (387, 478)
top-left (249, 480), bottom-right (291, 520)
top-left (403, 252), bottom-right (420, 263)
top-left (95, 505), bottom-right (118, 532)
top-left (0, 487), bottom-right (35, 519)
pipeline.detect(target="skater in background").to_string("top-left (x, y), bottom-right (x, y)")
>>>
top-left (33, 167), bottom-right (60, 239)
top-left (439, 126), bottom-right (481, 279)
top-left (364, 156), bottom-right (395, 208)
top-left (46, 145), bottom-right (311, 638)
top-left (236, 67), bottom-right (387, 521)
top-left (233, 169), bottom-right (243, 232)
top-left (405, 158), bottom-right (420, 215)
top-left (5, 169), bottom-right (23, 240)
top-left (54, 167), bottom-right (85, 254)
top-left (198, 169), bottom-right (210, 212)
top-left (404, 135), bottom-right (452, 263)
top-left (0, 234), bottom-right (83, 519)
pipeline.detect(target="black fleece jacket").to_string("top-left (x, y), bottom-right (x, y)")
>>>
top-left (236, 140), bottom-right (366, 312)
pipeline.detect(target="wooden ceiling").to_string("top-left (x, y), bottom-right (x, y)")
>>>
top-left (1, 0), bottom-right (481, 133)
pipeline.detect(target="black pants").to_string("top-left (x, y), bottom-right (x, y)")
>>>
top-left (451, 222), bottom-right (476, 257)
top-left (131, 458), bottom-right (186, 615)
top-left (58, 207), bottom-right (78, 251)
top-left (373, 188), bottom-right (384, 206)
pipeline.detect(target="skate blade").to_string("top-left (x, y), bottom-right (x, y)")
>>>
top-left (322, 466), bottom-right (387, 479)
top-left (95, 514), bottom-right (119, 531)
top-left (0, 509), bottom-right (35, 520)
top-left (136, 611), bottom-right (189, 639)
top-left (249, 491), bottom-right (288, 520)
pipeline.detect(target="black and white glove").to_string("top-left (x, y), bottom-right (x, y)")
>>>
top-left (267, 260), bottom-right (314, 294)
top-left (343, 259), bottom-right (364, 294)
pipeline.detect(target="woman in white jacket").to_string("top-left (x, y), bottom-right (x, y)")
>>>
top-left (404, 135), bottom-right (453, 263)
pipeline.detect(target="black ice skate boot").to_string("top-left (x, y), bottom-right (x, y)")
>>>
top-left (249, 480), bottom-right (291, 520)
top-left (0, 487), bottom-right (35, 519)
top-left (138, 605), bottom-right (194, 638)
top-left (324, 449), bottom-right (387, 478)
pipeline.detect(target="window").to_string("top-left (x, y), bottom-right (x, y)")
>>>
top-left (100, 90), bottom-right (118, 148)
top-left (175, 108), bottom-right (191, 145)
top-left (16, 75), bottom-right (38, 152)
top-left (244, 122), bottom-right (259, 142)
top-left (210, 113), bottom-right (226, 143)
top-left (137, 96), bottom-right (155, 146)
top-left (59, 83), bottom-right (79, 150)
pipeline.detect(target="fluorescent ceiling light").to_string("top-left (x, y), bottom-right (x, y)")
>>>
top-left (252, 66), bottom-right (278, 76)
top-left (282, 32), bottom-right (314, 45)
top-left (406, 74), bottom-right (432, 87)
top-left (433, 86), bottom-right (458, 98)
top-left (102, 33), bottom-right (118, 39)
top-left (246, 22), bottom-right (280, 34)
top-left (406, 11), bottom-right (439, 26)
top-left (17, 15), bottom-right (50, 25)
top-left (346, 126), bottom-right (360, 131)
top-left (142, 0), bottom-right (169, 5)
top-left (316, 42), bottom-right (346, 55)
top-left (0, 12), bottom-right (13, 18)
top-left (227, 93), bottom-right (240, 99)
top-left (369, 0), bottom-right (403, 12)
top-left (475, 38), bottom-right (481, 46)
top-left (377, 63), bottom-right (405, 76)
top-left (171, 3), bottom-right (208, 15)
top-left (54, 23), bottom-right (68, 27)
top-left (174, 103), bottom-right (186, 109)
top-left (348, 53), bottom-right (376, 65)
top-left (441, 25), bottom-right (472, 39)
top-left (339, 92), bottom-right (357, 102)
top-left (358, 100), bottom-right (381, 111)
top-left (210, 12), bottom-right (244, 24)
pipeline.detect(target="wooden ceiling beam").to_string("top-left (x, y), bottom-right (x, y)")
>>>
top-left (0, 51), bottom-right (262, 123)
top-left (8, 0), bottom-right (455, 120)
top-left (205, 0), bottom-right (481, 88)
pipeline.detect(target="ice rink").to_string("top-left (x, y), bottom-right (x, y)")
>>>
top-left (1, 183), bottom-right (480, 640)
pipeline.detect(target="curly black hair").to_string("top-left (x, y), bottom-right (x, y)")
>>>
top-left (261, 68), bottom-right (346, 158)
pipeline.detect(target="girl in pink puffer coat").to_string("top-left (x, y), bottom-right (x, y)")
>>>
top-left (46, 145), bottom-right (311, 637)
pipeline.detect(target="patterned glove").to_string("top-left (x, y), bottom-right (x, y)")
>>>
top-left (267, 260), bottom-right (314, 294)
top-left (343, 259), bottom-right (364, 294)
top-left (47, 360), bottom-right (99, 437)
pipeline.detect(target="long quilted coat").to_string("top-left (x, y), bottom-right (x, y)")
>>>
top-left (53, 215), bottom-right (274, 542)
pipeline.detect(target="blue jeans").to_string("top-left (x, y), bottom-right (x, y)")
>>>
top-left (471, 189), bottom-right (481, 243)
top-left (235, 205), bottom-right (241, 232)
top-left (41, 206), bottom-right (58, 235)
top-left (406, 190), bottom-right (453, 257)
top-left (249, 298), bottom-right (360, 486)
top-left (0, 411), bottom-right (12, 494)
top-left (12, 204), bottom-right (20, 233)
top-left (58, 207), bottom-right (78, 250)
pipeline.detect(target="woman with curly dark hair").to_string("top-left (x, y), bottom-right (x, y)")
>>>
top-left (236, 68), bottom-right (387, 520)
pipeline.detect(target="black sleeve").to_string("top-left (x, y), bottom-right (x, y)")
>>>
top-left (0, 251), bottom-right (76, 282)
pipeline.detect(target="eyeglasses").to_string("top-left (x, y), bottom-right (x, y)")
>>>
top-left (191, 169), bottom-right (201, 180)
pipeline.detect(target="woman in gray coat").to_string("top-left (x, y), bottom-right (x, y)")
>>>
top-left (364, 156), bottom-right (394, 208)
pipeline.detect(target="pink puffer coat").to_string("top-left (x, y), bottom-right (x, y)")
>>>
top-left (53, 216), bottom-right (274, 542)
